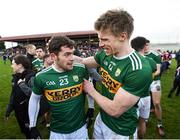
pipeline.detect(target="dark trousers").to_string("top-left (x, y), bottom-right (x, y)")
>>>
top-left (168, 79), bottom-right (180, 97)
top-left (14, 104), bottom-right (30, 139)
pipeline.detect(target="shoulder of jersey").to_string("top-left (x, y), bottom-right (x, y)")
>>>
top-left (32, 58), bottom-right (40, 63)
top-left (36, 66), bottom-right (52, 77)
top-left (128, 51), bottom-right (143, 71)
top-left (150, 50), bottom-right (160, 56)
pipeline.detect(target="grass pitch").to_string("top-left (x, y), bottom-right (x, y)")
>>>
top-left (0, 58), bottom-right (179, 139)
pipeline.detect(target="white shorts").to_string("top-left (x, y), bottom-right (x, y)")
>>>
top-left (138, 96), bottom-right (150, 120)
top-left (150, 80), bottom-right (161, 92)
top-left (49, 124), bottom-right (88, 139)
top-left (93, 113), bottom-right (129, 139)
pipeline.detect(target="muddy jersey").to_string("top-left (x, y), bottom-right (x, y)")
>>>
top-left (94, 50), bottom-right (153, 136)
top-left (33, 63), bottom-right (88, 133)
top-left (145, 50), bottom-right (162, 80)
top-left (32, 58), bottom-right (44, 72)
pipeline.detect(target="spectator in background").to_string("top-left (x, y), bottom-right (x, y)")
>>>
top-left (5, 55), bottom-right (35, 139)
top-left (25, 44), bottom-right (36, 63)
top-left (175, 50), bottom-right (180, 68)
top-left (168, 66), bottom-right (180, 98)
top-left (73, 45), bottom-right (82, 57)
top-left (25, 44), bottom-right (36, 70)
top-left (3, 52), bottom-right (7, 64)
top-left (161, 51), bottom-right (172, 75)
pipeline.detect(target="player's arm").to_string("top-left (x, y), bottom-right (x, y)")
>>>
top-left (87, 68), bottom-right (103, 82)
top-left (73, 55), bottom-right (99, 68)
top-left (83, 79), bottom-right (139, 118)
top-left (153, 63), bottom-right (161, 76)
top-left (82, 56), bottom-right (99, 68)
top-left (28, 92), bottom-right (41, 127)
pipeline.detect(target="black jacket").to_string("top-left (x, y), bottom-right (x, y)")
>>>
top-left (6, 70), bottom-right (35, 116)
top-left (27, 53), bottom-right (35, 70)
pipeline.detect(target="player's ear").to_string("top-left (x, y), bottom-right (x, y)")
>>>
top-left (119, 32), bottom-right (128, 42)
top-left (50, 53), bottom-right (57, 61)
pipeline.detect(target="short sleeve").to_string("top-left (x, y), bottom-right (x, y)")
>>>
top-left (32, 75), bottom-right (43, 95)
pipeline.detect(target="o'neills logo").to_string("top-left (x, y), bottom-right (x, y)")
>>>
top-left (99, 67), bottom-right (122, 94)
top-left (44, 83), bottom-right (82, 102)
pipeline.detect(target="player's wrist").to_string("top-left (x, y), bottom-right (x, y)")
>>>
top-left (88, 88), bottom-right (96, 97)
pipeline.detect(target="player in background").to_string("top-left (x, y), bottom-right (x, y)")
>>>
top-left (131, 36), bottom-right (157, 139)
top-left (145, 40), bottom-right (165, 137)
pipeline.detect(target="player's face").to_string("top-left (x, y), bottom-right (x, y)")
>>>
top-left (44, 56), bottom-right (54, 67)
top-left (97, 30), bottom-right (121, 55)
top-left (55, 46), bottom-right (74, 71)
top-left (36, 48), bottom-right (45, 59)
top-left (144, 43), bottom-right (150, 53)
top-left (11, 60), bottom-right (22, 73)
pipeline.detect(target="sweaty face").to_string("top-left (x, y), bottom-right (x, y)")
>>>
top-left (97, 30), bottom-right (121, 55)
top-left (55, 47), bottom-right (74, 71)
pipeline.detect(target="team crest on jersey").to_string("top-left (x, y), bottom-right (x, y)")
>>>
top-left (103, 60), bottom-right (108, 66)
top-left (115, 68), bottom-right (121, 77)
top-left (73, 75), bottom-right (79, 82)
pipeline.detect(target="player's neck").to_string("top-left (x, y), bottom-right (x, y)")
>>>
top-left (114, 44), bottom-right (133, 57)
top-left (53, 63), bottom-right (65, 73)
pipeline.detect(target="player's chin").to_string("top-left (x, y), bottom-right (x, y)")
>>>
top-left (66, 65), bottom-right (73, 70)
top-left (104, 48), bottom-right (112, 55)
top-left (105, 50), bottom-right (113, 56)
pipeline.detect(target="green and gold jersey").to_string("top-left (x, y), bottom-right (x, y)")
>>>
top-left (32, 58), bottom-right (44, 72)
top-left (33, 63), bottom-right (88, 133)
top-left (94, 50), bottom-right (153, 136)
top-left (142, 56), bottom-right (157, 97)
top-left (145, 50), bottom-right (162, 80)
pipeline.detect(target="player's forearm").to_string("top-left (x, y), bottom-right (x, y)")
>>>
top-left (73, 55), bottom-right (83, 63)
top-left (89, 90), bottom-right (124, 117)
top-left (154, 64), bottom-right (161, 76)
top-left (28, 92), bottom-right (41, 127)
top-left (82, 57), bottom-right (99, 68)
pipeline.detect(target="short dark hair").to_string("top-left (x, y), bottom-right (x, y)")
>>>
top-left (36, 46), bottom-right (45, 52)
top-left (13, 54), bottom-right (31, 70)
top-left (131, 36), bottom-right (149, 52)
top-left (48, 36), bottom-right (75, 55)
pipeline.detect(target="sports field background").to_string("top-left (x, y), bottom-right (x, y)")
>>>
top-left (0, 58), bottom-right (179, 139)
